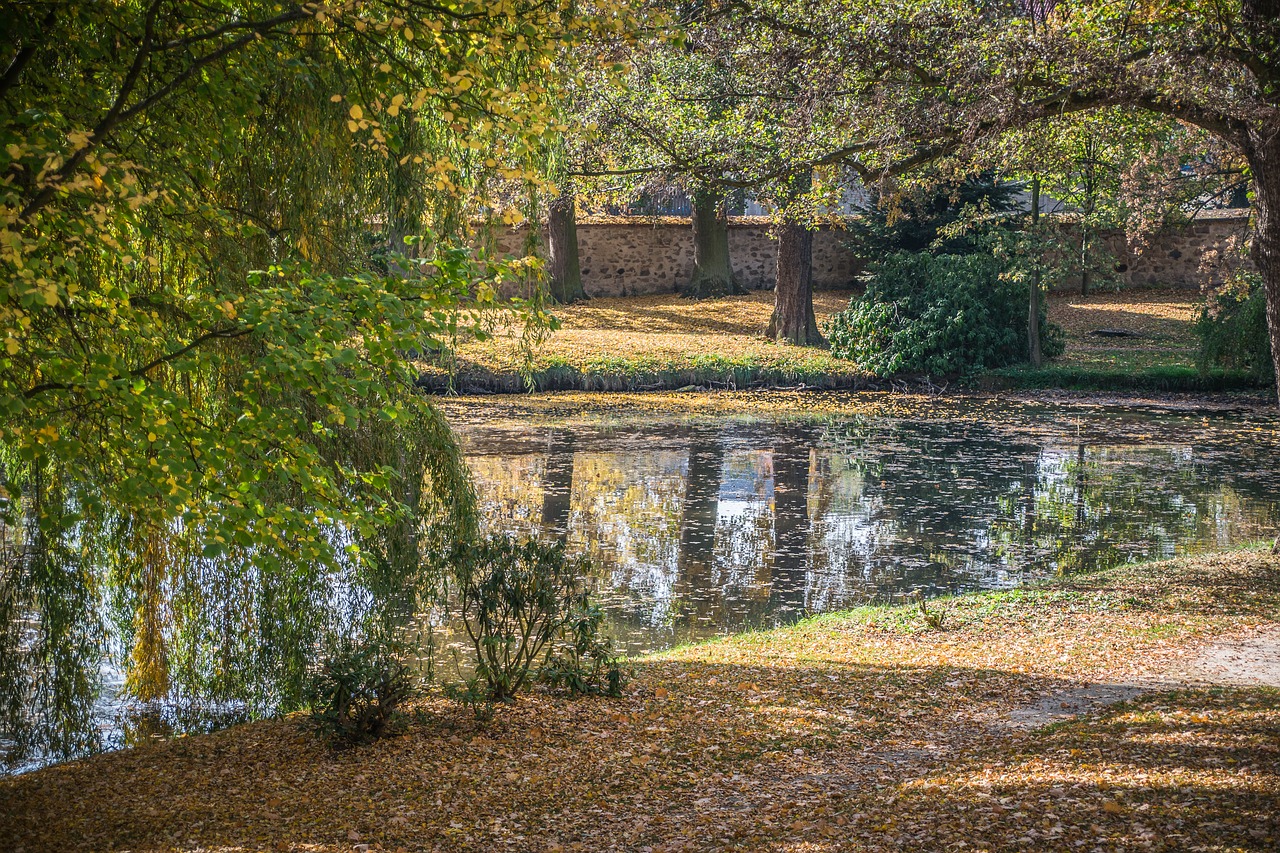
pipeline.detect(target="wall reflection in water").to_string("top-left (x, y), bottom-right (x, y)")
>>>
top-left (463, 417), bottom-right (1280, 655)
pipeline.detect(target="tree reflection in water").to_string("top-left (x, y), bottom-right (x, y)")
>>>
top-left (465, 412), bottom-right (1280, 655)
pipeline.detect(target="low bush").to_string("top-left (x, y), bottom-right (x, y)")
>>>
top-left (827, 252), bottom-right (1062, 376)
top-left (452, 535), bottom-right (624, 702)
top-left (1197, 271), bottom-right (1274, 384)
top-left (539, 595), bottom-right (626, 697)
top-left (307, 638), bottom-right (414, 748)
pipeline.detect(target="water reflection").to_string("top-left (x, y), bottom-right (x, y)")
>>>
top-left (462, 414), bottom-right (1280, 656)
top-left (4, 401), bottom-right (1279, 773)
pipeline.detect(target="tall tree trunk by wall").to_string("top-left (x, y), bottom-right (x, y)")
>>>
top-left (766, 220), bottom-right (824, 346)
top-left (547, 190), bottom-right (585, 304)
top-left (1245, 122), bottom-right (1280, 408)
top-left (540, 430), bottom-right (576, 542)
top-left (1079, 227), bottom-right (1092, 297)
top-left (767, 171), bottom-right (824, 346)
top-left (685, 187), bottom-right (742, 298)
top-left (1028, 176), bottom-right (1043, 367)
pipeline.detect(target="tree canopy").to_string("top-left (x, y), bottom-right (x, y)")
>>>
top-left (0, 0), bottom-right (637, 762)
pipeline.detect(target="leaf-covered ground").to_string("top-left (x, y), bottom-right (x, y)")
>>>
top-left (418, 288), bottom-right (1231, 393)
top-left (1048, 290), bottom-right (1200, 372)
top-left (4, 550), bottom-right (1279, 852)
top-left (419, 290), bottom-right (867, 393)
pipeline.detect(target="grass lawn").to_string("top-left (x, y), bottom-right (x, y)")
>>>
top-left (992, 289), bottom-right (1267, 393)
top-left (1047, 289), bottom-right (1201, 371)
top-left (4, 548), bottom-right (1278, 852)
top-left (420, 290), bottom-right (866, 393)
top-left (421, 287), bottom-right (1267, 395)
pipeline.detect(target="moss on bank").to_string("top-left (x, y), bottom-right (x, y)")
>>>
top-left (979, 363), bottom-right (1268, 393)
top-left (3, 549), bottom-right (1279, 852)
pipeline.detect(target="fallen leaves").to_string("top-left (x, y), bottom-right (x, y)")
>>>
top-left (3, 552), bottom-right (1280, 851)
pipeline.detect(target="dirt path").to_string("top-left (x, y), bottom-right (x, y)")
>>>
top-left (1002, 625), bottom-right (1280, 729)
top-left (1174, 625), bottom-right (1280, 687)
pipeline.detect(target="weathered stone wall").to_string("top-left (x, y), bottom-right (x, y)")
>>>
top-left (1089, 211), bottom-right (1251, 291)
top-left (484, 210), bottom-right (1249, 298)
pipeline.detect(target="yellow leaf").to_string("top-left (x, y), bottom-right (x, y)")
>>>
top-left (349, 104), bottom-right (363, 120)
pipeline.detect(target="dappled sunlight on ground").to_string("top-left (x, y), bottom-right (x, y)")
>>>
top-left (441, 291), bottom-right (862, 382)
top-left (1049, 290), bottom-right (1201, 371)
top-left (3, 551), bottom-right (1278, 852)
top-left (430, 287), bottom-right (1206, 386)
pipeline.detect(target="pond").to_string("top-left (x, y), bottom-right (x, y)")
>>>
top-left (4, 394), bottom-right (1279, 773)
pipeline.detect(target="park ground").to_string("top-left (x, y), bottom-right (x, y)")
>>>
top-left (419, 287), bottom-right (1267, 396)
top-left (3, 548), bottom-right (1278, 852)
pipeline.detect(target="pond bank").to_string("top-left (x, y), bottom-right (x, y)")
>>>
top-left (3, 549), bottom-right (1278, 852)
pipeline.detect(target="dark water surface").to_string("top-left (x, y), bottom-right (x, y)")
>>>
top-left (4, 395), bottom-right (1278, 773)
top-left (459, 400), bottom-right (1280, 655)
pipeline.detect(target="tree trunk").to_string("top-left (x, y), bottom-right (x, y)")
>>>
top-left (1028, 176), bottom-right (1043, 367)
top-left (1244, 122), bottom-right (1280, 407)
top-left (767, 220), bottom-right (825, 346)
top-left (685, 187), bottom-right (741, 298)
top-left (547, 190), bottom-right (585, 304)
top-left (1079, 227), bottom-right (1092, 297)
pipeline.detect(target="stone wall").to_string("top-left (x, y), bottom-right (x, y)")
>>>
top-left (1089, 210), bottom-right (1251, 291)
top-left (485, 210), bottom-right (1250, 299)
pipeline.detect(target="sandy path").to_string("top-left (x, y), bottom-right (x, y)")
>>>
top-left (1003, 625), bottom-right (1280, 728)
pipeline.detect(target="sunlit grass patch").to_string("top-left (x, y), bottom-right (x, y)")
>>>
top-left (421, 287), bottom-right (1270, 396)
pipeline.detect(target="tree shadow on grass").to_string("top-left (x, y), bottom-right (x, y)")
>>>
top-left (0, 661), bottom-right (1275, 853)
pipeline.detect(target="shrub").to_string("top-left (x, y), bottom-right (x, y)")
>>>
top-left (307, 638), bottom-right (414, 748)
top-left (1197, 271), bottom-right (1274, 384)
top-left (452, 535), bottom-right (621, 702)
top-left (827, 252), bottom-right (1061, 376)
top-left (539, 595), bottom-right (627, 697)
top-left (443, 676), bottom-right (496, 722)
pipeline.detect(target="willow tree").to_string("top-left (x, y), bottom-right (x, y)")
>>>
top-left (0, 0), bottom-right (635, 764)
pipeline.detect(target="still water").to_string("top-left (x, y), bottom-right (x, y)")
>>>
top-left (4, 396), bottom-right (1279, 772)
top-left (458, 401), bottom-right (1280, 655)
